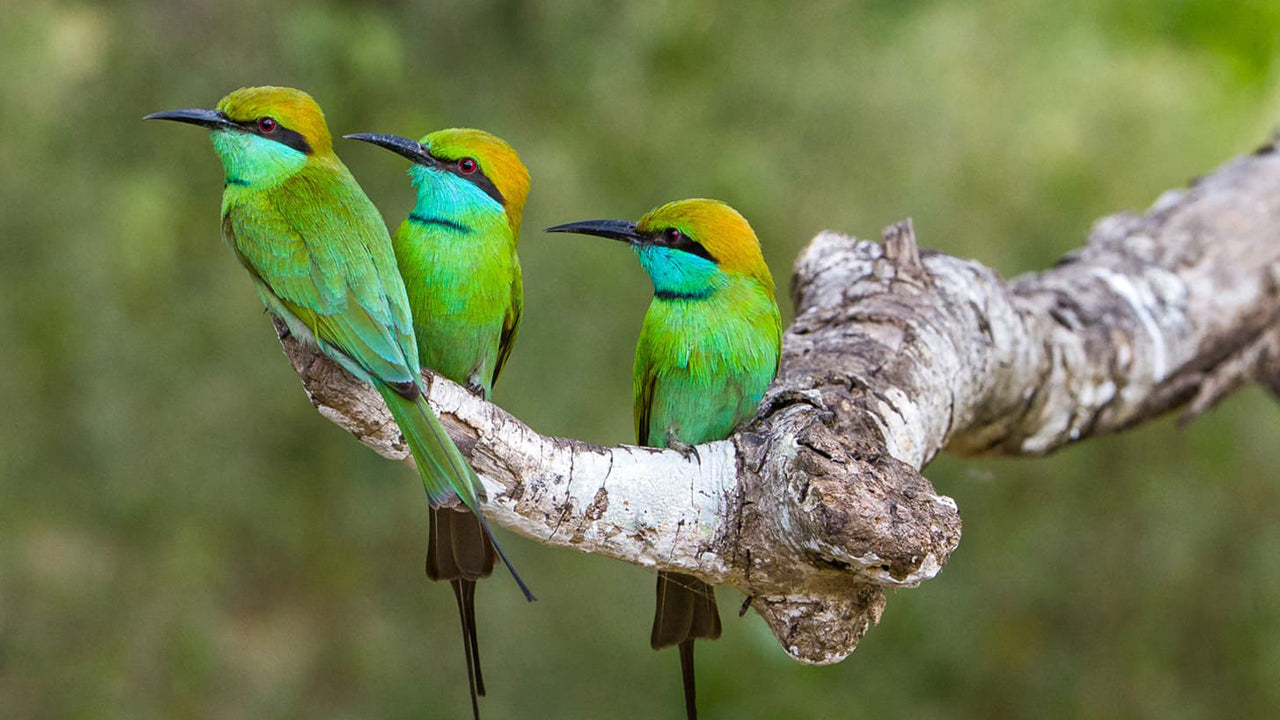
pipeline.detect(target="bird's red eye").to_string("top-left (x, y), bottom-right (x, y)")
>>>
top-left (258, 117), bottom-right (277, 133)
top-left (664, 227), bottom-right (684, 243)
top-left (458, 157), bottom-right (478, 174)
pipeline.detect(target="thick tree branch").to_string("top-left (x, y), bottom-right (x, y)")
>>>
top-left (275, 143), bottom-right (1280, 664)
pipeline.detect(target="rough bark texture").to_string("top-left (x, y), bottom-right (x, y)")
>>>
top-left (275, 141), bottom-right (1280, 665)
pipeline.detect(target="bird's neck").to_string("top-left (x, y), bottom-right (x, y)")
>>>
top-left (636, 245), bottom-right (727, 300)
top-left (211, 130), bottom-right (309, 189)
top-left (409, 166), bottom-right (507, 236)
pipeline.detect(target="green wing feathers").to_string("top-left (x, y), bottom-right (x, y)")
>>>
top-left (633, 356), bottom-right (658, 447)
top-left (227, 163), bottom-right (419, 383)
top-left (223, 162), bottom-right (482, 510)
top-left (632, 281), bottom-right (782, 449)
top-left (491, 265), bottom-right (523, 389)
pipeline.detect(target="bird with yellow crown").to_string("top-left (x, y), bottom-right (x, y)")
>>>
top-left (145, 86), bottom-right (534, 719)
top-left (345, 126), bottom-right (531, 720)
top-left (549, 199), bottom-right (782, 720)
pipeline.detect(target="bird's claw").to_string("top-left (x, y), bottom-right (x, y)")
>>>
top-left (665, 430), bottom-right (701, 462)
top-left (269, 314), bottom-right (292, 340)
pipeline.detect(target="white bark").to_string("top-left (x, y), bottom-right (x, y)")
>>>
top-left (275, 141), bottom-right (1280, 664)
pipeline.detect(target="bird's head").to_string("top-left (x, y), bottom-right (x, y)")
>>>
top-left (345, 128), bottom-right (530, 237)
top-left (547, 199), bottom-right (773, 300)
top-left (145, 86), bottom-right (333, 187)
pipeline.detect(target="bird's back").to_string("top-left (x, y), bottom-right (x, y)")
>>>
top-left (222, 158), bottom-right (421, 385)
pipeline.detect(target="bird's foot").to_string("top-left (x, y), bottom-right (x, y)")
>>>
top-left (269, 314), bottom-right (292, 340)
top-left (665, 430), bottom-right (701, 463)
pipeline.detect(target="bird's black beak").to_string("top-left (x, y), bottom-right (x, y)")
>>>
top-left (143, 108), bottom-right (236, 130)
top-left (545, 219), bottom-right (645, 245)
top-left (344, 133), bottom-right (437, 167)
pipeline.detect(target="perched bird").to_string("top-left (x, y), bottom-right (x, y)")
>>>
top-left (144, 87), bottom-right (533, 702)
top-left (548, 200), bottom-right (781, 720)
top-left (345, 128), bottom-right (529, 719)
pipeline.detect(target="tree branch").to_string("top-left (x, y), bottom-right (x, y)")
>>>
top-left (274, 142), bottom-right (1280, 665)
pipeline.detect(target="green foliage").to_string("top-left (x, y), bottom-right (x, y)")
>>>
top-left (2, 1), bottom-right (1278, 718)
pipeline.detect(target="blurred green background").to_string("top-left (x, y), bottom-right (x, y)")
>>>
top-left (3, 1), bottom-right (1279, 718)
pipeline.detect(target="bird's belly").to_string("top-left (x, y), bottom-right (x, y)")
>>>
top-left (648, 369), bottom-right (769, 446)
top-left (400, 244), bottom-right (513, 392)
top-left (414, 310), bottom-right (501, 390)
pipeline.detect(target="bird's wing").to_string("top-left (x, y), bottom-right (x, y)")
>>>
top-left (633, 343), bottom-right (659, 448)
top-left (225, 166), bottom-right (419, 387)
top-left (490, 262), bottom-right (523, 388)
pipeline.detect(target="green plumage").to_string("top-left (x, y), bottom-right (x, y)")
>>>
top-left (146, 86), bottom-right (485, 517)
top-left (547, 198), bottom-right (781, 720)
top-left (347, 127), bottom-right (532, 720)
top-left (635, 276), bottom-right (781, 449)
top-left (149, 92), bottom-right (509, 712)
top-left (636, 258), bottom-right (780, 720)
top-left (639, 275), bottom-right (778, 720)
top-left (220, 142), bottom-right (484, 512)
top-left (393, 208), bottom-right (522, 397)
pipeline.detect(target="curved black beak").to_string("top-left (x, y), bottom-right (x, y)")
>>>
top-left (343, 133), bottom-right (436, 167)
top-left (545, 219), bottom-right (644, 245)
top-left (143, 108), bottom-right (236, 130)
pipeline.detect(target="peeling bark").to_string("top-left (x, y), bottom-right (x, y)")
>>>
top-left (274, 145), bottom-right (1280, 664)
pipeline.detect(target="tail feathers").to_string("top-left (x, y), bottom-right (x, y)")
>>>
top-left (376, 381), bottom-right (483, 509)
top-left (427, 506), bottom-right (496, 582)
top-left (476, 510), bottom-right (536, 602)
top-left (378, 381), bottom-right (535, 601)
top-left (651, 571), bottom-right (721, 648)
top-left (379, 382), bottom-right (534, 718)
top-left (653, 571), bottom-right (720, 720)
top-left (451, 579), bottom-right (484, 720)
top-left (460, 579), bottom-right (485, 698)
top-left (678, 641), bottom-right (698, 720)
top-left (428, 508), bottom-right (495, 720)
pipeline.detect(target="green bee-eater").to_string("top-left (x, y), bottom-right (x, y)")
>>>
top-left (346, 128), bottom-right (529, 719)
top-left (548, 199), bottom-right (782, 720)
top-left (144, 86), bottom-right (532, 663)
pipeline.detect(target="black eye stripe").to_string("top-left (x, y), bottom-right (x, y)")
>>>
top-left (236, 119), bottom-right (313, 155)
top-left (654, 227), bottom-right (717, 263)
top-left (437, 156), bottom-right (505, 205)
